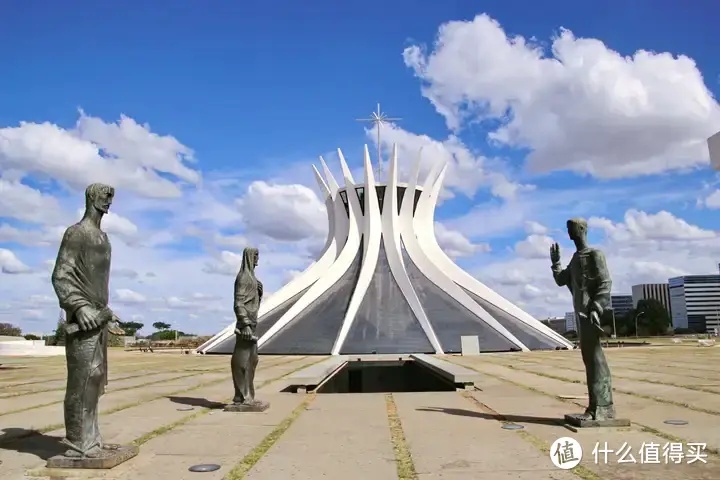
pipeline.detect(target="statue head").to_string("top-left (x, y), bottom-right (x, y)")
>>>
top-left (85, 183), bottom-right (115, 215)
top-left (241, 247), bottom-right (259, 273)
top-left (566, 218), bottom-right (588, 242)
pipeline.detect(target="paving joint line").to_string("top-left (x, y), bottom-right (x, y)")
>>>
top-left (487, 354), bottom-right (720, 381)
top-left (223, 393), bottom-right (317, 480)
top-left (385, 393), bottom-right (418, 480)
top-left (0, 368), bottom-right (225, 399)
top-left (478, 361), bottom-right (720, 417)
top-left (130, 356), bottom-right (317, 447)
top-left (0, 356), bottom-right (307, 446)
top-left (449, 359), bottom-right (720, 457)
top-left (458, 391), bottom-right (602, 480)
top-left (115, 357), bottom-right (327, 479)
top-left (482, 358), bottom-right (720, 395)
top-left (0, 358), bottom-right (211, 388)
top-left (0, 356), bottom-right (296, 417)
top-left (0, 370), bottom-right (225, 418)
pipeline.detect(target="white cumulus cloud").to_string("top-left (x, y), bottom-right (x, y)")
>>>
top-left (404, 14), bottom-right (720, 178)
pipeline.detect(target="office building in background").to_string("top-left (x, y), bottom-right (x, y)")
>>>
top-left (669, 275), bottom-right (720, 332)
top-left (565, 312), bottom-right (576, 332)
top-left (610, 295), bottom-right (633, 318)
top-left (632, 283), bottom-right (672, 316)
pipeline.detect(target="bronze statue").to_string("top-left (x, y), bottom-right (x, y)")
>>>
top-left (226, 247), bottom-right (269, 412)
top-left (49, 183), bottom-right (138, 468)
top-left (550, 218), bottom-right (628, 427)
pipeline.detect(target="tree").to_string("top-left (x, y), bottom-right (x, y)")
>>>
top-left (0, 323), bottom-right (22, 336)
top-left (24, 334), bottom-right (41, 340)
top-left (118, 321), bottom-right (144, 336)
top-left (151, 330), bottom-right (184, 341)
top-left (563, 330), bottom-right (578, 340)
top-left (620, 299), bottom-right (672, 336)
top-left (152, 322), bottom-right (171, 331)
top-left (51, 314), bottom-right (67, 346)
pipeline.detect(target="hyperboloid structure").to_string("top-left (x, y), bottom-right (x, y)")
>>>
top-left (197, 145), bottom-right (573, 355)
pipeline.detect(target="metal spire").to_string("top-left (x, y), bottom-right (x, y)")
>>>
top-left (355, 103), bottom-right (401, 181)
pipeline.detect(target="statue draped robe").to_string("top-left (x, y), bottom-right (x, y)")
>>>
top-left (552, 247), bottom-right (616, 418)
top-left (231, 248), bottom-right (263, 404)
top-left (51, 222), bottom-right (111, 456)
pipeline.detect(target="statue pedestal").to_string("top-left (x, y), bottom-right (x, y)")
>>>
top-left (46, 445), bottom-right (138, 469)
top-left (564, 413), bottom-right (630, 429)
top-left (224, 401), bottom-right (270, 413)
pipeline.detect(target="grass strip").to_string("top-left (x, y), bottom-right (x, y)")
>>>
top-left (385, 393), bottom-right (418, 480)
top-left (459, 391), bottom-right (602, 480)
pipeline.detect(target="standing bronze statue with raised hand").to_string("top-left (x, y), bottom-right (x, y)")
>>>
top-left (550, 218), bottom-right (629, 428)
top-left (49, 183), bottom-right (138, 468)
top-left (225, 246), bottom-right (269, 412)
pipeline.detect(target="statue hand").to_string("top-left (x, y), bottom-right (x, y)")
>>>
top-left (108, 313), bottom-right (126, 335)
top-left (238, 325), bottom-right (253, 341)
top-left (75, 306), bottom-right (99, 331)
top-left (257, 281), bottom-right (263, 299)
top-left (550, 242), bottom-right (561, 264)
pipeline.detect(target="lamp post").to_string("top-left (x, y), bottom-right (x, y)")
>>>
top-left (635, 311), bottom-right (645, 339)
top-left (611, 309), bottom-right (617, 340)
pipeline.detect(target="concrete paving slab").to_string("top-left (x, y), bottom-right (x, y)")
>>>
top-left (458, 357), bottom-right (720, 455)
top-left (247, 393), bottom-right (397, 480)
top-left (507, 361), bottom-right (720, 398)
top-left (393, 391), bottom-right (572, 478)
top-left (498, 355), bottom-right (720, 386)
top-left (0, 373), bottom-right (228, 440)
top-left (417, 471), bottom-right (574, 479)
top-left (0, 371), bottom-right (216, 413)
top-left (107, 393), bottom-right (306, 480)
top-left (9, 349), bottom-right (720, 480)
top-left (468, 374), bottom-right (720, 480)
top-left (461, 357), bottom-right (720, 416)
top-left (2, 357), bottom-right (312, 479)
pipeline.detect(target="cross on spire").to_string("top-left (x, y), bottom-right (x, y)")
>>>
top-left (355, 103), bottom-right (401, 181)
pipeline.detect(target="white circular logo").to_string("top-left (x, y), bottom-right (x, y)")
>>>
top-left (550, 436), bottom-right (583, 469)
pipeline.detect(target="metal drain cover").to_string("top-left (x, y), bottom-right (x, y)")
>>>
top-left (502, 424), bottom-right (524, 430)
top-left (189, 464), bottom-right (221, 472)
top-left (664, 419), bottom-right (688, 425)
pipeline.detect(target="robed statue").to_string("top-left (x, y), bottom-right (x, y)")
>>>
top-left (49, 183), bottom-right (137, 468)
top-left (550, 218), bottom-right (626, 426)
top-left (226, 247), bottom-right (269, 412)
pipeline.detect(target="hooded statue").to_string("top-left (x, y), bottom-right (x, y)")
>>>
top-left (228, 247), bottom-right (268, 411)
top-left (233, 247), bottom-right (262, 332)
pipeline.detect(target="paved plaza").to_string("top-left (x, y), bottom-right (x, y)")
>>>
top-left (2, 344), bottom-right (720, 479)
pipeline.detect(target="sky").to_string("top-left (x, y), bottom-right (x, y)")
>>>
top-left (1, 1), bottom-right (719, 336)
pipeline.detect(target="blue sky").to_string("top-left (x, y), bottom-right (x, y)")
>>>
top-left (1, 1), bottom-right (719, 335)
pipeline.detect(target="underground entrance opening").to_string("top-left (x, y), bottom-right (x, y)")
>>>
top-left (315, 359), bottom-right (456, 394)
